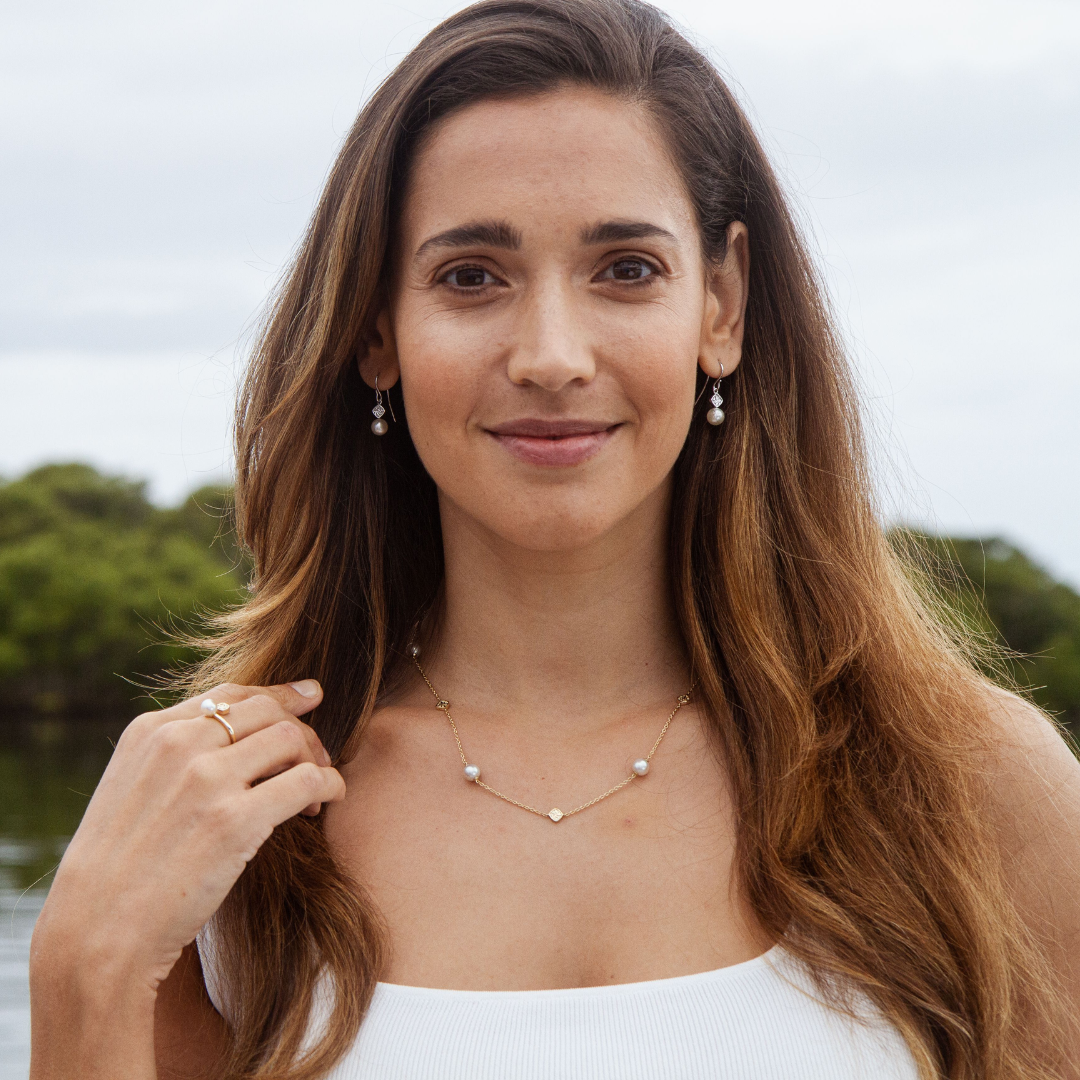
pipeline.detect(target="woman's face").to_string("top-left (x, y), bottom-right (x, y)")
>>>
top-left (367, 86), bottom-right (747, 553)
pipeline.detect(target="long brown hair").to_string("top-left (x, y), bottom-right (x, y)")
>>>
top-left (192, 1), bottom-right (1068, 1076)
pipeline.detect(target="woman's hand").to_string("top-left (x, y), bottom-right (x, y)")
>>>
top-left (29, 680), bottom-right (344, 1079)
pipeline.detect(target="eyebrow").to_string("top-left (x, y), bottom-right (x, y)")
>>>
top-left (580, 220), bottom-right (676, 245)
top-left (414, 218), bottom-right (677, 259)
top-left (414, 220), bottom-right (522, 258)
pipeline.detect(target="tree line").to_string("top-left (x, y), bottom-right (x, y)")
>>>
top-left (1, 463), bottom-right (1078, 733)
top-left (0, 463), bottom-right (248, 718)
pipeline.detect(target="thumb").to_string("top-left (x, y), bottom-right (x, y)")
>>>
top-left (266, 678), bottom-right (324, 717)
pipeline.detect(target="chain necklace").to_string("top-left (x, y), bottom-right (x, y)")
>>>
top-left (410, 650), bottom-right (693, 823)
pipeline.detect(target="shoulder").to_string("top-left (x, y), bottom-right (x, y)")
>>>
top-left (976, 685), bottom-right (1080, 983)
top-left (978, 685), bottom-right (1080, 847)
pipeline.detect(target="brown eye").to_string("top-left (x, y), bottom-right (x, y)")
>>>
top-left (445, 266), bottom-right (492, 288)
top-left (605, 259), bottom-right (655, 282)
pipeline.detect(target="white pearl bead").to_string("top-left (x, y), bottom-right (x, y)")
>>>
top-left (200, 698), bottom-right (217, 716)
top-left (463, 764), bottom-right (481, 781)
top-left (371, 418), bottom-right (389, 435)
top-left (706, 407), bottom-right (725, 426)
top-left (632, 759), bottom-right (649, 776)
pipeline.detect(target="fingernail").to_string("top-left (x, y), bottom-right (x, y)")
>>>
top-left (290, 679), bottom-right (321, 698)
top-left (319, 745), bottom-right (331, 766)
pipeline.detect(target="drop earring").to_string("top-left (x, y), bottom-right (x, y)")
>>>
top-left (706, 364), bottom-right (726, 426)
top-left (371, 375), bottom-right (390, 436)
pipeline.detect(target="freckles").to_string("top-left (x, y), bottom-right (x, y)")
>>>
top-left (616, 330), bottom-right (697, 400)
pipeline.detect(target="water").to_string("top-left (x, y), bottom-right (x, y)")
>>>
top-left (0, 892), bottom-right (42, 1080)
top-left (0, 720), bottom-right (121, 1079)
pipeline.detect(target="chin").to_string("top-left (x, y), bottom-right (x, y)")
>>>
top-left (479, 500), bottom-right (626, 553)
top-left (437, 459), bottom-right (674, 555)
top-left (500, 522), bottom-right (613, 553)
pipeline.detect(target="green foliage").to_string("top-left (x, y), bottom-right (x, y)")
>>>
top-left (0, 464), bottom-right (249, 719)
top-left (898, 532), bottom-right (1080, 730)
top-left (2, 462), bottom-right (1078, 736)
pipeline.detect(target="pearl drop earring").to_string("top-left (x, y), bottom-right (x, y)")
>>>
top-left (706, 363), bottom-right (726, 426)
top-left (371, 375), bottom-right (389, 436)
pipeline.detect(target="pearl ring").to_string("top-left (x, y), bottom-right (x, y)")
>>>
top-left (200, 698), bottom-right (236, 744)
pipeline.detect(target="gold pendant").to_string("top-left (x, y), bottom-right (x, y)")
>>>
top-left (411, 653), bottom-right (694, 827)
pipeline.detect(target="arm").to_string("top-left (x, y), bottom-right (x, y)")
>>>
top-left (30, 942), bottom-right (227, 1080)
top-left (981, 688), bottom-right (1080, 1068)
top-left (28, 681), bottom-right (344, 1080)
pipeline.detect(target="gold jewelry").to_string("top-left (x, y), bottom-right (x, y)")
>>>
top-left (200, 698), bottom-right (236, 744)
top-left (411, 651), bottom-right (692, 823)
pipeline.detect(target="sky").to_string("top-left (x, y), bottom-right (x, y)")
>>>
top-left (2, 0), bottom-right (1078, 583)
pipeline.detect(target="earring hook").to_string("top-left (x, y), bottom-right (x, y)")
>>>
top-left (706, 364), bottom-right (726, 426)
top-left (375, 374), bottom-right (397, 422)
top-left (694, 362), bottom-right (726, 408)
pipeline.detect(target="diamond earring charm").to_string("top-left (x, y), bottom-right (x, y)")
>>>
top-left (706, 363), bottom-right (726, 426)
top-left (371, 375), bottom-right (389, 435)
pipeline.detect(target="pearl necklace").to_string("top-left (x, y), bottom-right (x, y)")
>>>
top-left (410, 647), bottom-right (693, 823)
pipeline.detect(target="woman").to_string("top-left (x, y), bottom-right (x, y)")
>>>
top-left (28, 1), bottom-right (1080, 1077)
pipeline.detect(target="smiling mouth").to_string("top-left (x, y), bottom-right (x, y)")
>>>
top-left (485, 419), bottom-right (621, 467)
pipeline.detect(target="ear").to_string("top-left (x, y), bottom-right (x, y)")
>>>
top-left (357, 308), bottom-right (401, 390)
top-left (698, 221), bottom-right (749, 379)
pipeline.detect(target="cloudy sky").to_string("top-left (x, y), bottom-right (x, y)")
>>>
top-left (3, 0), bottom-right (1078, 583)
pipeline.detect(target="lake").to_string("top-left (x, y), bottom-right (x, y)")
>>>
top-left (0, 719), bottom-right (122, 1079)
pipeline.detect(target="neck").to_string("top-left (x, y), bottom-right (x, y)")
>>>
top-left (424, 481), bottom-right (689, 733)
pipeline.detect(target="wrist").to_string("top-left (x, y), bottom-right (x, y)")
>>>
top-left (29, 930), bottom-right (158, 1080)
top-left (32, 876), bottom-right (171, 985)
top-left (31, 910), bottom-right (161, 1004)
top-left (31, 914), bottom-right (158, 1026)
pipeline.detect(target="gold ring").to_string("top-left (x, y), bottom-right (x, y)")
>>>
top-left (210, 711), bottom-right (236, 744)
top-left (200, 698), bottom-right (236, 744)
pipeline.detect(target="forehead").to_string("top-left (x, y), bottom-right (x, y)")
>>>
top-left (398, 86), bottom-right (697, 248)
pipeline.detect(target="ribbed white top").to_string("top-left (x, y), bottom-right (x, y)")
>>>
top-left (198, 930), bottom-right (919, 1079)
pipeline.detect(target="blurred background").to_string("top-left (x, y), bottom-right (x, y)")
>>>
top-left (1, 1), bottom-right (1078, 1074)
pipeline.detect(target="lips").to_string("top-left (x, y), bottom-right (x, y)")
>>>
top-left (485, 418), bottom-right (619, 467)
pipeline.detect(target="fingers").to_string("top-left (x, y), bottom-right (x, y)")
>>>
top-left (224, 720), bottom-right (324, 785)
top-left (247, 760), bottom-right (347, 827)
top-left (139, 684), bottom-right (331, 760)
top-left (222, 719), bottom-right (333, 816)
top-left (190, 695), bottom-right (328, 756)
top-left (124, 681), bottom-right (337, 817)
top-left (172, 679), bottom-right (324, 721)
top-left (263, 679), bottom-right (325, 717)
top-left (163, 718), bottom-right (334, 818)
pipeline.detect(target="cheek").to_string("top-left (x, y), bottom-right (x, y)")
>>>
top-left (393, 308), bottom-right (488, 466)
top-left (601, 306), bottom-right (701, 442)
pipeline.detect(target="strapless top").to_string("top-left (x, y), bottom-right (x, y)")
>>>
top-left (197, 929), bottom-right (919, 1079)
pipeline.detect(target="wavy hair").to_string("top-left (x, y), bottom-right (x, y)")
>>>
top-left (191, 1), bottom-right (1068, 1076)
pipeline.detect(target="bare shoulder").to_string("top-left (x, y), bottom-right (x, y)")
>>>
top-left (976, 685), bottom-right (1080, 972)
top-left (978, 685), bottom-right (1080, 842)
top-left (154, 942), bottom-right (228, 1079)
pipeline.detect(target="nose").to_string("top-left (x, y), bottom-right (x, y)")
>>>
top-left (505, 277), bottom-right (596, 391)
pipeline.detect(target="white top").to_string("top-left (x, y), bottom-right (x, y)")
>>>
top-left (198, 930), bottom-right (919, 1079)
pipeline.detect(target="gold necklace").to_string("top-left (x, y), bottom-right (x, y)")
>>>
top-left (410, 649), bottom-right (693, 823)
